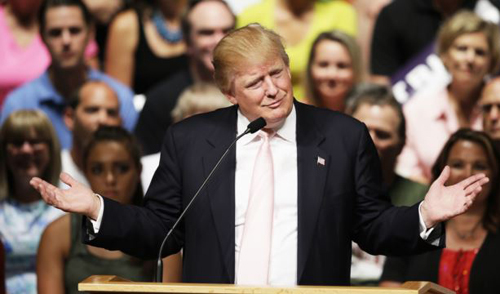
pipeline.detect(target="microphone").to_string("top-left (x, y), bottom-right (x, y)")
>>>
top-left (154, 117), bottom-right (267, 282)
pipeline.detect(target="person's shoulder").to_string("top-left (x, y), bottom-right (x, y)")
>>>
top-left (296, 102), bottom-right (366, 136)
top-left (89, 69), bottom-right (134, 96)
top-left (109, 9), bottom-right (140, 36)
top-left (173, 105), bottom-right (236, 131)
top-left (1, 76), bottom-right (46, 117)
top-left (237, 0), bottom-right (272, 27)
top-left (43, 213), bottom-right (70, 237)
top-left (146, 69), bottom-right (193, 99)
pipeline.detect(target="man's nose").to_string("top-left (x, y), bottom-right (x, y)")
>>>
top-left (61, 29), bottom-right (72, 45)
top-left (490, 105), bottom-right (500, 120)
top-left (264, 76), bottom-right (278, 97)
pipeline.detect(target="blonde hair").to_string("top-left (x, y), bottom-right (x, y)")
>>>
top-left (213, 23), bottom-right (289, 94)
top-left (171, 82), bottom-right (232, 122)
top-left (437, 10), bottom-right (500, 74)
top-left (0, 110), bottom-right (61, 200)
top-left (306, 30), bottom-right (361, 106)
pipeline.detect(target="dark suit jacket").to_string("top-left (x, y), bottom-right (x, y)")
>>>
top-left (85, 101), bottom-right (440, 285)
top-left (381, 231), bottom-right (500, 294)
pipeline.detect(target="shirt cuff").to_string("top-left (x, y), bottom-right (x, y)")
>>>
top-left (418, 202), bottom-right (441, 246)
top-left (89, 194), bottom-right (104, 234)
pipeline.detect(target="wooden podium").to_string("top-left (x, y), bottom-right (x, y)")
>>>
top-left (79, 276), bottom-right (454, 294)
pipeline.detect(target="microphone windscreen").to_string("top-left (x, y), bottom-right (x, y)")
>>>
top-left (248, 117), bottom-right (267, 133)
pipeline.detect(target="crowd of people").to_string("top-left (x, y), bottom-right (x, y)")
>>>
top-left (0, 0), bottom-right (500, 294)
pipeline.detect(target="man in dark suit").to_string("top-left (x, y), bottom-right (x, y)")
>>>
top-left (31, 25), bottom-right (488, 286)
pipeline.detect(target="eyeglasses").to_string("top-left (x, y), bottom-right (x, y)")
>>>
top-left (7, 139), bottom-right (48, 149)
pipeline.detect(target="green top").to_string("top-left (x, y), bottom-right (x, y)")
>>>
top-left (64, 214), bottom-right (154, 294)
top-left (389, 175), bottom-right (428, 207)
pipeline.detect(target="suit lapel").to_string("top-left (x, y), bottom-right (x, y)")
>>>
top-left (295, 102), bottom-right (329, 282)
top-left (202, 107), bottom-right (238, 282)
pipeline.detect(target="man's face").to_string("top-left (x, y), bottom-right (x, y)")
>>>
top-left (188, 1), bottom-right (234, 72)
top-left (480, 81), bottom-right (500, 140)
top-left (225, 57), bottom-right (294, 129)
top-left (66, 83), bottom-right (121, 146)
top-left (42, 6), bottom-right (91, 69)
top-left (352, 103), bottom-right (403, 165)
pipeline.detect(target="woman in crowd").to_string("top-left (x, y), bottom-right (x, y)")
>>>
top-left (0, 110), bottom-right (64, 294)
top-left (381, 129), bottom-right (500, 294)
top-left (37, 126), bottom-right (181, 294)
top-left (105, 0), bottom-right (188, 94)
top-left (397, 11), bottom-right (500, 184)
top-left (304, 30), bottom-right (361, 112)
top-left (0, 0), bottom-right (45, 106)
top-left (237, 0), bottom-right (356, 100)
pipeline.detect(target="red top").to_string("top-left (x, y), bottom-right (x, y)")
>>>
top-left (439, 248), bottom-right (478, 294)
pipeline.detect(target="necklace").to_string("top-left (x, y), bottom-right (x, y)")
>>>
top-left (152, 10), bottom-right (183, 43)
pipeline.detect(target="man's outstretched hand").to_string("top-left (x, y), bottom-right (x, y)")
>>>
top-left (30, 172), bottom-right (101, 220)
top-left (421, 166), bottom-right (489, 229)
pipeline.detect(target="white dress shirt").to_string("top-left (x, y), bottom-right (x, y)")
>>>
top-left (234, 106), bottom-right (298, 286)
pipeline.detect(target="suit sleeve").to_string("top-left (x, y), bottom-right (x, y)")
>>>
top-left (83, 126), bottom-right (184, 259)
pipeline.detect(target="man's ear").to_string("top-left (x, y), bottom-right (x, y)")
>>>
top-left (63, 107), bottom-right (75, 131)
top-left (224, 93), bottom-right (238, 105)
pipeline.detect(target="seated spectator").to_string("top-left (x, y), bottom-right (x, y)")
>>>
top-left (381, 129), bottom-right (500, 294)
top-left (370, 0), bottom-right (485, 84)
top-left (397, 11), bottom-right (500, 184)
top-left (237, 0), bottom-right (356, 100)
top-left (141, 82), bottom-right (232, 191)
top-left (61, 80), bottom-right (122, 188)
top-left (305, 30), bottom-right (361, 112)
top-left (345, 84), bottom-right (428, 285)
top-left (0, 110), bottom-right (65, 294)
top-left (0, 0), bottom-right (138, 150)
top-left (135, 0), bottom-right (235, 155)
top-left (105, 0), bottom-right (188, 94)
top-left (37, 126), bottom-right (171, 294)
top-left (0, 0), bottom-right (99, 106)
top-left (479, 76), bottom-right (500, 152)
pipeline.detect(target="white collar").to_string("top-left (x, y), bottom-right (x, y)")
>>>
top-left (237, 104), bottom-right (296, 145)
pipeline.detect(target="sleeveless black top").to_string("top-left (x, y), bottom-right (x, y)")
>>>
top-left (133, 8), bottom-right (188, 94)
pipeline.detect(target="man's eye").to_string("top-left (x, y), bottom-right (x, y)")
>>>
top-left (69, 27), bottom-right (82, 35)
top-left (47, 29), bottom-right (62, 37)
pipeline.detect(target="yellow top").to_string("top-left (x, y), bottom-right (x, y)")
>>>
top-left (237, 0), bottom-right (357, 100)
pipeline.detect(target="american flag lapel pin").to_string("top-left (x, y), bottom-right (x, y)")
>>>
top-left (317, 156), bottom-right (325, 166)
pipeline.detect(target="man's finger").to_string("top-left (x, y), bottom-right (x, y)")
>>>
top-left (459, 173), bottom-right (487, 190)
top-left (436, 166), bottom-right (450, 185)
top-left (60, 172), bottom-right (78, 188)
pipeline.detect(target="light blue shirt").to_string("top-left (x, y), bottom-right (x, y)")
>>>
top-left (0, 69), bottom-right (138, 149)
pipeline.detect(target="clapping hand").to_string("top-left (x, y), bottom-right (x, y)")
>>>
top-left (420, 166), bottom-right (489, 229)
top-left (30, 172), bottom-right (101, 220)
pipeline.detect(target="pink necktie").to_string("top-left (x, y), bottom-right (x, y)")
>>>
top-left (237, 131), bottom-right (274, 285)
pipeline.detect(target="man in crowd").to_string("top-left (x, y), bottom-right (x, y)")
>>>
top-left (347, 84), bottom-right (428, 206)
top-left (0, 0), bottom-right (137, 149)
top-left (345, 84), bottom-right (428, 285)
top-left (135, 0), bottom-right (236, 155)
top-left (480, 77), bottom-right (500, 152)
top-left (32, 25), bottom-right (488, 286)
top-left (61, 80), bottom-right (122, 187)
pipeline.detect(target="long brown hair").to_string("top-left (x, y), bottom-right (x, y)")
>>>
top-left (432, 129), bottom-right (500, 232)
